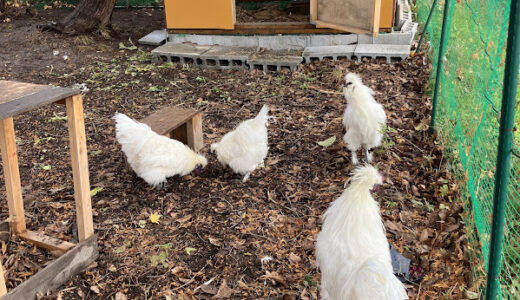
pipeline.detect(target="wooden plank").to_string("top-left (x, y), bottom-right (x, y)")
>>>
top-left (372, 0), bottom-right (382, 36)
top-left (141, 107), bottom-right (200, 136)
top-left (0, 118), bottom-right (26, 234)
top-left (315, 20), bottom-right (369, 35)
top-left (1, 235), bottom-right (98, 300)
top-left (187, 113), bottom-right (203, 152)
top-left (65, 95), bottom-right (94, 242)
top-left (169, 22), bottom-right (343, 34)
top-left (380, 0), bottom-right (396, 29)
top-left (0, 80), bottom-right (78, 119)
top-left (172, 123), bottom-right (188, 145)
top-left (165, 0), bottom-right (234, 29)
top-left (310, 0), bottom-right (317, 23)
top-left (18, 231), bottom-right (75, 255)
top-left (0, 261), bottom-right (6, 296)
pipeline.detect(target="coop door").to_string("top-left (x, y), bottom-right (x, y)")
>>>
top-left (164, 0), bottom-right (235, 30)
top-left (310, 0), bottom-right (381, 35)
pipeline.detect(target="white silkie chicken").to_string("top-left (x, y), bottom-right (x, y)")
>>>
top-left (113, 113), bottom-right (207, 188)
top-left (342, 73), bottom-right (386, 165)
top-left (211, 105), bottom-right (271, 182)
top-left (316, 165), bottom-right (407, 300)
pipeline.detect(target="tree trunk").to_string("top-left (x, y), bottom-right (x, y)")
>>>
top-left (57, 0), bottom-right (117, 34)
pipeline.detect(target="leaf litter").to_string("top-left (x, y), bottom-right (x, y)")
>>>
top-left (0, 7), bottom-right (473, 300)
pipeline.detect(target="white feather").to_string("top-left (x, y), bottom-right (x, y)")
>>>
top-left (342, 73), bottom-right (386, 164)
top-left (113, 113), bottom-right (207, 187)
top-left (316, 165), bottom-right (407, 300)
top-left (211, 105), bottom-right (270, 182)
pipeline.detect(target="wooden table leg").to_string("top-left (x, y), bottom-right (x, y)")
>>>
top-left (0, 259), bottom-right (6, 296)
top-left (187, 113), bottom-right (203, 152)
top-left (0, 117), bottom-right (26, 234)
top-left (65, 95), bottom-right (94, 242)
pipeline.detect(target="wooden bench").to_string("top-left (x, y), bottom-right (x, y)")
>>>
top-left (0, 80), bottom-right (97, 299)
top-left (140, 106), bottom-right (203, 152)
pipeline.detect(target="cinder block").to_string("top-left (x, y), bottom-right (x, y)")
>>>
top-left (358, 31), bottom-right (416, 45)
top-left (138, 29), bottom-right (168, 46)
top-left (354, 44), bottom-right (411, 63)
top-left (308, 34), bottom-right (358, 47)
top-left (257, 35), bottom-right (309, 50)
top-left (302, 45), bottom-right (356, 63)
top-left (200, 46), bottom-right (255, 70)
top-left (247, 53), bottom-right (303, 72)
top-left (151, 43), bottom-right (212, 65)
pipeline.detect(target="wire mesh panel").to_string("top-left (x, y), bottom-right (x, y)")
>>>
top-left (417, 0), bottom-right (518, 297)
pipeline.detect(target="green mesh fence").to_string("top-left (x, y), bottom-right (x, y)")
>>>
top-left (417, 0), bottom-right (520, 297)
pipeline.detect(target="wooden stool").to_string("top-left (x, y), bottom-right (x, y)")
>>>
top-left (140, 106), bottom-right (203, 152)
top-left (0, 80), bottom-right (97, 298)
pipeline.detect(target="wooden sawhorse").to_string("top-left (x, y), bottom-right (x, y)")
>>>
top-left (0, 80), bottom-right (97, 299)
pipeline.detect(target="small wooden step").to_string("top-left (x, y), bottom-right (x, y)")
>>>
top-left (140, 107), bottom-right (203, 152)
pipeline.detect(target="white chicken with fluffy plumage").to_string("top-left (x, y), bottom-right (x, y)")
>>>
top-left (342, 73), bottom-right (386, 164)
top-left (316, 165), bottom-right (407, 300)
top-left (113, 113), bottom-right (207, 188)
top-left (211, 105), bottom-right (270, 182)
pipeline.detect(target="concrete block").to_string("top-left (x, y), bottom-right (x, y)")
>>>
top-left (302, 45), bottom-right (356, 63)
top-left (151, 43), bottom-right (212, 65)
top-left (257, 35), bottom-right (309, 50)
top-left (247, 53), bottom-right (303, 72)
top-left (354, 44), bottom-right (411, 63)
top-left (138, 29), bottom-right (168, 46)
top-left (308, 34), bottom-right (358, 46)
top-left (200, 46), bottom-right (255, 69)
top-left (358, 31), bottom-right (415, 45)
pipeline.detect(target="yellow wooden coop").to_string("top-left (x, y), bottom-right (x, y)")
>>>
top-left (163, 0), bottom-right (397, 36)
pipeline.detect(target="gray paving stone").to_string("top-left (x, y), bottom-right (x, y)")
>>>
top-left (302, 45), bottom-right (356, 63)
top-left (358, 31), bottom-right (416, 45)
top-left (354, 44), bottom-right (411, 63)
top-left (200, 46), bottom-right (255, 69)
top-left (151, 43), bottom-right (212, 64)
top-left (138, 29), bottom-right (168, 46)
top-left (247, 53), bottom-right (303, 72)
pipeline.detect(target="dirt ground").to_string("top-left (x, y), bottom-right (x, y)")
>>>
top-left (0, 7), bottom-right (473, 300)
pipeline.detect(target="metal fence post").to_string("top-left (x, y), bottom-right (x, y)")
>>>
top-left (485, 0), bottom-right (520, 298)
top-left (429, 0), bottom-right (453, 134)
top-left (416, 0), bottom-right (438, 52)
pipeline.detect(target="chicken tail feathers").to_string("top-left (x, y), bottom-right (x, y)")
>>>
top-left (113, 113), bottom-right (153, 155)
top-left (349, 258), bottom-right (408, 299)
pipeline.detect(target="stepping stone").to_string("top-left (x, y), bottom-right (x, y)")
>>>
top-left (247, 53), bottom-right (303, 72)
top-left (138, 29), bottom-right (168, 46)
top-left (199, 46), bottom-right (255, 69)
top-left (151, 43), bottom-right (212, 65)
top-left (354, 44), bottom-right (411, 63)
top-left (303, 45), bottom-right (357, 63)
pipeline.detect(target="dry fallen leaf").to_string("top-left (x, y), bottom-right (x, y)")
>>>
top-left (288, 253), bottom-right (301, 264)
top-left (261, 271), bottom-right (287, 287)
top-left (149, 212), bottom-right (161, 224)
top-left (115, 292), bottom-right (127, 300)
top-left (214, 279), bottom-right (236, 298)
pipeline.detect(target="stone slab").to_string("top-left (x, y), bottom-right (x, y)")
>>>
top-left (151, 43), bottom-right (212, 57)
top-left (302, 45), bottom-right (356, 62)
top-left (354, 44), bottom-right (411, 63)
top-left (138, 29), bottom-right (168, 46)
top-left (247, 53), bottom-right (303, 65)
top-left (200, 46), bottom-right (255, 61)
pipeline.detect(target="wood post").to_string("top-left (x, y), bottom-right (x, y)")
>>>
top-left (65, 95), bottom-right (94, 242)
top-left (0, 259), bottom-right (6, 296)
top-left (187, 113), bottom-right (203, 152)
top-left (0, 117), bottom-right (26, 234)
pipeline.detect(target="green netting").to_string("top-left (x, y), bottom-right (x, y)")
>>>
top-left (418, 0), bottom-right (519, 298)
